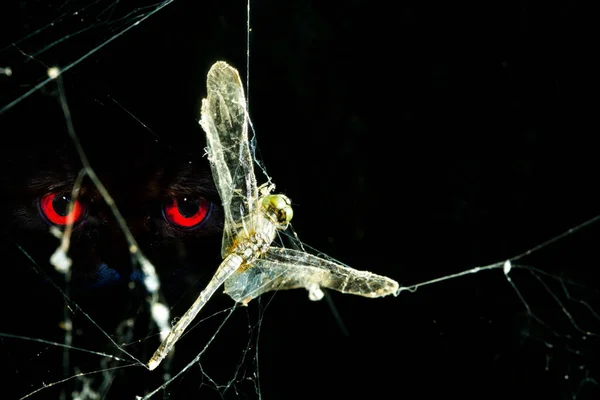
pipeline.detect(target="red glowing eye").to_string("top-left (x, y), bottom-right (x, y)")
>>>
top-left (39, 192), bottom-right (85, 226)
top-left (163, 197), bottom-right (211, 229)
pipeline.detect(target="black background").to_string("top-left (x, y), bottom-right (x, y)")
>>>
top-left (1, 0), bottom-right (599, 399)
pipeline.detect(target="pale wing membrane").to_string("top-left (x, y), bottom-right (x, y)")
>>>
top-left (200, 61), bottom-right (259, 256)
top-left (223, 247), bottom-right (400, 303)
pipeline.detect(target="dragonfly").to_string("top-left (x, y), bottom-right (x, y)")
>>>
top-left (147, 61), bottom-right (399, 370)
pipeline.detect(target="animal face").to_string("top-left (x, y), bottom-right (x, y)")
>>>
top-left (0, 88), bottom-right (228, 398)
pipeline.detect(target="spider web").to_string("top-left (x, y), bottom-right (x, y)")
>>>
top-left (1, 1), bottom-right (599, 399)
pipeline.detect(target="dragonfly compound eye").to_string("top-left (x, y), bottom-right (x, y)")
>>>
top-left (262, 194), bottom-right (293, 228)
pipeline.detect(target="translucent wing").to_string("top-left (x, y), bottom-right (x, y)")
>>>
top-left (223, 247), bottom-right (400, 303)
top-left (199, 61), bottom-right (259, 256)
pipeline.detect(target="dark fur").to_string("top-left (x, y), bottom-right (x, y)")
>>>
top-left (0, 88), bottom-right (229, 399)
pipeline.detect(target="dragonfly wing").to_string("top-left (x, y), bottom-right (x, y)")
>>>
top-left (223, 258), bottom-right (285, 304)
top-left (223, 247), bottom-right (399, 304)
top-left (199, 61), bottom-right (259, 257)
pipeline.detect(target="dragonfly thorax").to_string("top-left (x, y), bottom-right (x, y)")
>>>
top-left (233, 231), bottom-right (271, 262)
top-left (261, 194), bottom-right (293, 230)
top-left (227, 195), bottom-right (292, 262)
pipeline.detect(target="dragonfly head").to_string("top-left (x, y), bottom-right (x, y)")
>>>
top-left (262, 194), bottom-right (293, 230)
